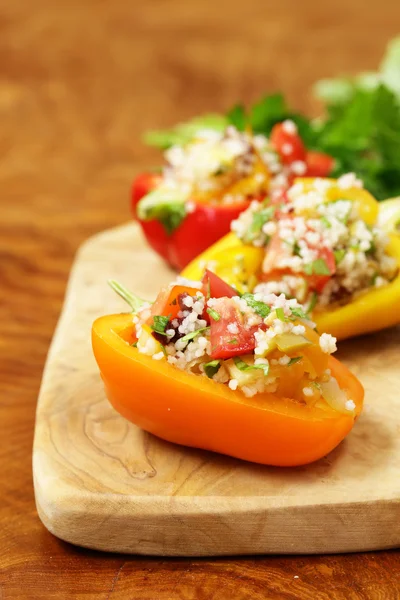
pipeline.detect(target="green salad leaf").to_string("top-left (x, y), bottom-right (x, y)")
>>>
top-left (142, 36), bottom-right (400, 201)
top-left (143, 113), bottom-right (228, 149)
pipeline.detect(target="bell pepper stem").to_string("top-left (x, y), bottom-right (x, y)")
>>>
top-left (108, 279), bottom-right (149, 313)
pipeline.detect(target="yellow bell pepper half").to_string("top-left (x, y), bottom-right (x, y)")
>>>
top-left (182, 199), bottom-right (400, 341)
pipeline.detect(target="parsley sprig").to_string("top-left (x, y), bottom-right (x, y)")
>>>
top-left (233, 357), bottom-right (269, 377)
top-left (143, 37), bottom-right (400, 201)
top-left (241, 293), bottom-right (271, 318)
top-left (108, 280), bottom-right (148, 313)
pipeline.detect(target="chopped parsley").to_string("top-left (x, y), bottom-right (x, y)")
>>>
top-left (288, 356), bottom-right (302, 366)
top-left (151, 315), bottom-right (170, 336)
top-left (320, 216), bottom-right (331, 229)
top-left (179, 326), bottom-right (210, 344)
top-left (204, 360), bottom-right (221, 379)
top-left (241, 293), bottom-right (271, 318)
top-left (293, 241), bottom-right (301, 256)
top-left (334, 249), bottom-right (346, 264)
top-left (370, 272), bottom-right (379, 285)
top-left (243, 206), bottom-right (275, 243)
top-left (290, 306), bottom-right (308, 319)
top-left (233, 357), bottom-right (269, 376)
top-left (131, 341), bottom-right (138, 348)
top-left (304, 258), bottom-right (331, 276)
top-left (306, 292), bottom-right (318, 314)
top-left (206, 307), bottom-right (221, 321)
top-left (366, 240), bottom-right (377, 255)
top-left (227, 338), bottom-right (238, 345)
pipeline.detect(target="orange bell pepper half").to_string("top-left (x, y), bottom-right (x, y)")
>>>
top-left (92, 313), bottom-right (363, 467)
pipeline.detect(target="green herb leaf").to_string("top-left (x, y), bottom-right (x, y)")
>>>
top-left (151, 315), bottom-right (170, 336)
top-left (143, 113), bottom-right (228, 149)
top-left (137, 188), bottom-right (187, 235)
top-left (304, 258), bottom-right (331, 276)
top-left (206, 307), bottom-right (221, 321)
top-left (242, 206), bottom-right (275, 244)
top-left (321, 216), bottom-right (331, 229)
top-left (288, 356), bottom-right (302, 366)
top-left (275, 307), bottom-right (286, 321)
top-left (233, 357), bottom-right (269, 376)
top-left (179, 326), bottom-right (210, 344)
top-left (227, 338), bottom-right (238, 345)
top-left (313, 258), bottom-right (331, 275)
top-left (307, 292), bottom-right (318, 314)
top-left (334, 249), bottom-right (346, 264)
top-left (131, 341), bottom-right (138, 348)
top-left (108, 280), bottom-right (148, 313)
top-left (241, 293), bottom-right (271, 318)
top-left (249, 93), bottom-right (287, 133)
top-left (204, 359), bottom-right (221, 379)
top-left (227, 104), bottom-right (247, 131)
top-left (290, 306), bottom-right (308, 319)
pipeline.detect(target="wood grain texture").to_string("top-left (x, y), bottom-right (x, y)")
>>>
top-left (33, 222), bottom-right (400, 556)
top-left (1, 0), bottom-right (400, 596)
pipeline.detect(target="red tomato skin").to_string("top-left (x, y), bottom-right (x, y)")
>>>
top-left (208, 299), bottom-right (258, 360)
top-left (202, 270), bottom-right (238, 299)
top-left (305, 151), bottom-right (335, 178)
top-left (307, 246), bottom-right (336, 292)
top-left (270, 123), bottom-right (306, 165)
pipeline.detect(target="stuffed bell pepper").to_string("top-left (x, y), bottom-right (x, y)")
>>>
top-left (132, 121), bottom-right (333, 270)
top-left (182, 174), bottom-right (400, 341)
top-left (92, 274), bottom-right (363, 467)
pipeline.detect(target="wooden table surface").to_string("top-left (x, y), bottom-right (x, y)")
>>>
top-left (1, 1), bottom-right (400, 598)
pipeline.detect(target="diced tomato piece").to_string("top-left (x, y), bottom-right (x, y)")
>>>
top-left (150, 285), bottom-right (200, 321)
top-left (202, 270), bottom-right (238, 299)
top-left (306, 246), bottom-right (336, 293)
top-left (270, 122), bottom-right (306, 165)
top-left (262, 232), bottom-right (289, 275)
top-left (209, 298), bottom-right (258, 359)
top-left (305, 151), bottom-right (335, 178)
top-left (262, 232), bottom-right (336, 293)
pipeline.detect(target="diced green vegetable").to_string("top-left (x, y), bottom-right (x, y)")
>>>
top-left (275, 307), bottom-right (286, 321)
top-left (204, 360), bottom-right (221, 379)
top-left (275, 333), bottom-right (312, 352)
top-left (206, 307), bottom-right (221, 321)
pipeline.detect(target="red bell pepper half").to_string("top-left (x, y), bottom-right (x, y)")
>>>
top-left (131, 173), bottom-right (250, 271)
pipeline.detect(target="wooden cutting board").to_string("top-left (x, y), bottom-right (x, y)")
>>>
top-left (33, 223), bottom-right (400, 556)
